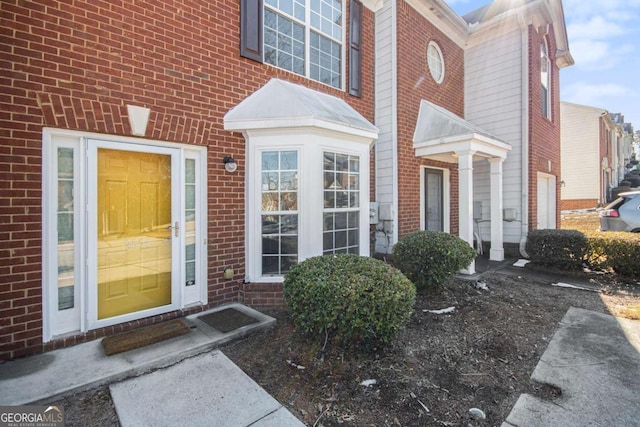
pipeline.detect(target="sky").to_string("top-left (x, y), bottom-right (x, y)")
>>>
top-left (447, 0), bottom-right (640, 132)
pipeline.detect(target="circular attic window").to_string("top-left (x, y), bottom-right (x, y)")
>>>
top-left (427, 41), bottom-right (445, 84)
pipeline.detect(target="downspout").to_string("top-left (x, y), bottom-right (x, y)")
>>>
top-left (518, 14), bottom-right (530, 258)
top-left (391, 0), bottom-right (399, 252)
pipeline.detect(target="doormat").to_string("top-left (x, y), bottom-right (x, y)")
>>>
top-left (197, 308), bottom-right (259, 333)
top-left (102, 319), bottom-right (191, 356)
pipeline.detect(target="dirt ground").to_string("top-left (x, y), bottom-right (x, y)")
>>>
top-left (50, 266), bottom-right (639, 427)
top-left (223, 269), bottom-right (638, 427)
top-left (49, 212), bottom-right (639, 426)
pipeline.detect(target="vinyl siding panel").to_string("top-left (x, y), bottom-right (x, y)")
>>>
top-left (560, 102), bottom-right (602, 201)
top-left (465, 28), bottom-right (524, 244)
top-left (375, 0), bottom-right (395, 205)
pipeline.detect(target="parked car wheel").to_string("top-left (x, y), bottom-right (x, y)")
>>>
top-left (599, 191), bottom-right (640, 232)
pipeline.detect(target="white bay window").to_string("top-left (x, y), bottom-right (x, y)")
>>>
top-left (225, 80), bottom-right (377, 283)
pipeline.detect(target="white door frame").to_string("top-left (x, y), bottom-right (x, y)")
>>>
top-left (42, 129), bottom-right (208, 341)
top-left (537, 172), bottom-right (556, 229)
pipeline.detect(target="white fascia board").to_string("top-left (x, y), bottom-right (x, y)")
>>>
top-left (414, 133), bottom-right (511, 159)
top-left (466, 1), bottom-right (551, 48)
top-left (405, 0), bottom-right (468, 48)
top-left (561, 101), bottom-right (607, 115)
top-left (549, 0), bottom-right (574, 68)
top-left (225, 118), bottom-right (379, 141)
top-left (243, 126), bottom-right (376, 147)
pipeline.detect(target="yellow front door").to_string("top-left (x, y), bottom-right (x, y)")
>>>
top-left (97, 148), bottom-right (173, 319)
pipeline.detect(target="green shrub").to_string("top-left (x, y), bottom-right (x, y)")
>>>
top-left (526, 229), bottom-right (640, 278)
top-left (283, 254), bottom-right (416, 346)
top-left (585, 231), bottom-right (640, 278)
top-left (526, 229), bottom-right (587, 270)
top-left (392, 231), bottom-right (477, 290)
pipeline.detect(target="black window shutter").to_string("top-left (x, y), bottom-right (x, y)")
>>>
top-left (349, 0), bottom-right (362, 97)
top-left (241, 0), bottom-right (263, 62)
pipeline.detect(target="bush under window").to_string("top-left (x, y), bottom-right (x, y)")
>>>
top-left (283, 254), bottom-right (416, 347)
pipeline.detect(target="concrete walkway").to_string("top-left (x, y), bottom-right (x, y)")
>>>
top-left (0, 303), bottom-right (303, 426)
top-left (110, 351), bottom-right (302, 426)
top-left (502, 308), bottom-right (640, 426)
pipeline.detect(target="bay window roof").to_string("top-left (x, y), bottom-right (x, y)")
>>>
top-left (224, 79), bottom-right (378, 139)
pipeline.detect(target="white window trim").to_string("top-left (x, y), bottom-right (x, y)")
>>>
top-left (42, 128), bottom-right (208, 341)
top-left (245, 128), bottom-right (371, 283)
top-left (427, 41), bottom-right (445, 84)
top-left (541, 39), bottom-right (551, 119)
top-left (264, 0), bottom-right (346, 90)
top-left (420, 166), bottom-right (450, 233)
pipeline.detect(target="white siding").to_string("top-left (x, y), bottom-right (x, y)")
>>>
top-left (560, 102), bottom-right (601, 202)
top-left (465, 28), bottom-right (524, 244)
top-left (374, 0), bottom-right (395, 206)
top-left (374, 0), bottom-right (396, 253)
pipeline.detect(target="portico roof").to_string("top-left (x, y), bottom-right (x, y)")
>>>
top-left (412, 100), bottom-right (511, 162)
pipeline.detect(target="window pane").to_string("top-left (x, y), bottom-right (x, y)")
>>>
top-left (281, 235), bottom-right (298, 254)
top-left (58, 148), bottom-right (73, 178)
top-left (186, 261), bottom-right (196, 286)
top-left (260, 151), bottom-right (299, 276)
top-left (322, 151), bottom-right (360, 255)
top-left (281, 151), bottom-right (298, 169)
top-left (262, 193), bottom-right (279, 211)
top-left (262, 236), bottom-right (279, 254)
top-left (262, 256), bottom-right (280, 275)
top-left (57, 147), bottom-right (75, 311)
top-left (262, 151), bottom-right (279, 170)
top-left (263, 172), bottom-right (279, 191)
top-left (266, 0), bottom-right (342, 87)
top-left (280, 192), bottom-right (297, 210)
top-left (323, 231), bottom-right (333, 250)
top-left (186, 185), bottom-right (195, 210)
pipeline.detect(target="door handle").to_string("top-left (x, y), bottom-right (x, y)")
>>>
top-left (166, 221), bottom-right (180, 237)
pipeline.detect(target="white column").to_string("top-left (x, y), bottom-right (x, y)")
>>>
top-left (488, 157), bottom-right (505, 261)
top-left (458, 150), bottom-right (476, 274)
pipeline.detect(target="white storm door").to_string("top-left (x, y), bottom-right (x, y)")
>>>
top-left (87, 141), bottom-right (182, 330)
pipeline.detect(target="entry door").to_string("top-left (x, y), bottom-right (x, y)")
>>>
top-left (537, 172), bottom-right (556, 229)
top-left (88, 142), bottom-right (180, 328)
top-left (424, 168), bottom-right (444, 231)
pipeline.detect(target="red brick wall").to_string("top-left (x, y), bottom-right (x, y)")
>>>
top-left (0, 0), bottom-right (375, 359)
top-left (560, 199), bottom-right (599, 211)
top-left (528, 25), bottom-right (562, 229)
top-left (395, 1), bottom-right (463, 238)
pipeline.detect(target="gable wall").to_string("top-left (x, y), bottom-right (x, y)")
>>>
top-left (0, 0), bottom-right (375, 359)
top-left (465, 27), bottom-right (524, 244)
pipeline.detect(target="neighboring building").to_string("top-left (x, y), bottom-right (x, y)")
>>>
top-left (374, 0), bottom-right (572, 267)
top-left (560, 102), bottom-right (635, 209)
top-left (1, 0), bottom-right (573, 360)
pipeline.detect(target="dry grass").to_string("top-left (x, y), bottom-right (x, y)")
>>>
top-left (561, 210), bottom-right (601, 233)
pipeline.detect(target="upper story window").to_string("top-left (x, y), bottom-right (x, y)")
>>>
top-left (264, 0), bottom-right (344, 89)
top-left (541, 40), bottom-right (551, 119)
top-left (427, 41), bottom-right (444, 84)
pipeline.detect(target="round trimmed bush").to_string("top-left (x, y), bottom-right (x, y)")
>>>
top-left (283, 254), bottom-right (416, 346)
top-left (392, 230), bottom-right (477, 290)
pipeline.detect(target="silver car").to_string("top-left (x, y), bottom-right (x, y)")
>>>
top-left (600, 191), bottom-right (640, 232)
